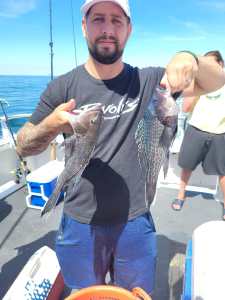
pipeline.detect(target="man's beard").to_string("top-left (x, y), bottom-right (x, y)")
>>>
top-left (88, 36), bottom-right (124, 65)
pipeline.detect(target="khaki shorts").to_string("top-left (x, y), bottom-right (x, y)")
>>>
top-left (178, 125), bottom-right (225, 175)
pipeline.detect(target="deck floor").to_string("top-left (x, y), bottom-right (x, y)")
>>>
top-left (0, 172), bottom-right (223, 299)
top-left (151, 186), bottom-right (222, 300)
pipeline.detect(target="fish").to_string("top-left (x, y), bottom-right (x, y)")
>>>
top-left (41, 105), bottom-right (103, 216)
top-left (135, 86), bottom-right (180, 207)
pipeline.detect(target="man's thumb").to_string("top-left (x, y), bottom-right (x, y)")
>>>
top-left (64, 99), bottom-right (76, 111)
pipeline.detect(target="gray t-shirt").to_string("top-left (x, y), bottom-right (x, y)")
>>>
top-left (30, 64), bottom-right (164, 225)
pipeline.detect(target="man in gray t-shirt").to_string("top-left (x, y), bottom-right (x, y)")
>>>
top-left (16, 0), bottom-right (225, 296)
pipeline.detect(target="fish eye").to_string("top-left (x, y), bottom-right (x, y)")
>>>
top-left (90, 119), bottom-right (96, 124)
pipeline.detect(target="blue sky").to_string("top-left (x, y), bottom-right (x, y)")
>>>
top-left (0, 0), bottom-right (225, 75)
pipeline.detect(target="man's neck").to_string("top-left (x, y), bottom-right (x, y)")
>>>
top-left (85, 57), bottom-right (124, 80)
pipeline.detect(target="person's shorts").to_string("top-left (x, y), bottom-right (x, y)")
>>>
top-left (178, 125), bottom-right (225, 175)
top-left (55, 212), bottom-right (157, 295)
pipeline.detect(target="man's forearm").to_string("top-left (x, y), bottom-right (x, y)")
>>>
top-left (16, 118), bottom-right (59, 157)
top-left (16, 99), bottom-right (75, 157)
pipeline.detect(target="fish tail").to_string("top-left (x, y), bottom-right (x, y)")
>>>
top-left (41, 181), bottom-right (64, 216)
top-left (163, 151), bottom-right (170, 179)
top-left (145, 174), bottom-right (158, 207)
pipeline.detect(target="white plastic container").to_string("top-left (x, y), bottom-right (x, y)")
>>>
top-left (26, 160), bottom-right (64, 210)
top-left (3, 246), bottom-right (64, 300)
top-left (192, 220), bottom-right (225, 300)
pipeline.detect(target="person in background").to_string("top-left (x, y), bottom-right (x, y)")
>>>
top-left (172, 50), bottom-right (225, 220)
top-left (16, 0), bottom-right (225, 297)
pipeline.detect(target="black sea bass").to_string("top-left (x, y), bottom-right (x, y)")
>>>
top-left (135, 86), bottom-right (180, 207)
top-left (41, 105), bottom-right (103, 216)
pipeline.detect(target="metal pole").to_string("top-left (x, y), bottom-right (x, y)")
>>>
top-left (70, 0), bottom-right (78, 67)
top-left (49, 0), bottom-right (54, 80)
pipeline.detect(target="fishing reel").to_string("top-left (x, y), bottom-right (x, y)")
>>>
top-left (11, 160), bottom-right (30, 184)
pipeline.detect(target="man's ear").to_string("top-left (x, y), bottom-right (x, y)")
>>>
top-left (219, 61), bottom-right (224, 68)
top-left (82, 17), bottom-right (87, 38)
top-left (128, 22), bottom-right (132, 37)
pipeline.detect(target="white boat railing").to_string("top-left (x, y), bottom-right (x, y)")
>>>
top-left (0, 113), bottom-right (31, 146)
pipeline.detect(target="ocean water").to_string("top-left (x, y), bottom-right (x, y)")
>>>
top-left (0, 75), bottom-right (51, 116)
top-left (0, 75), bottom-right (51, 138)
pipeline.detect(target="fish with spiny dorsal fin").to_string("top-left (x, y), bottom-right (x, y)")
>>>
top-left (135, 86), bottom-right (180, 207)
top-left (41, 105), bottom-right (103, 216)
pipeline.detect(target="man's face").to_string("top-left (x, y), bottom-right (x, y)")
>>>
top-left (82, 2), bottom-right (131, 64)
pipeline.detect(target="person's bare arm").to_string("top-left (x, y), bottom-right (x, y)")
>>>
top-left (182, 96), bottom-right (199, 113)
top-left (16, 99), bottom-right (75, 157)
top-left (16, 119), bottom-right (59, 157)
top-left (161, 52), bottom-right (225, 96)
top-left (190, 55), bottom-right (225, 95)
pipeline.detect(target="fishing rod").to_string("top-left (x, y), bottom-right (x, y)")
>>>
top-left (49, 0), bottom-right (54, 80)
top-left (0, 99), bottom-right (30, 182)
top-left (0, 99), bottom-right (17, 147)
top-left (70, 0), bottom-right (78, 67)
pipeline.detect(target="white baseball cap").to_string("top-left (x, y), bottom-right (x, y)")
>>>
top-left (81, 0), bottom-right (131, 18)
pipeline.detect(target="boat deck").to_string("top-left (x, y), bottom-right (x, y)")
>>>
top-left (152, 186), bottom-right (222, 299)
top-left (0, 164), bottom-right (223, 300)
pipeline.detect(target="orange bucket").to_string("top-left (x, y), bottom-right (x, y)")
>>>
top-left (65, 285), bottom-right (152, 300)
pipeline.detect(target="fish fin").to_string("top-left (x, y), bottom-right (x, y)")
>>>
top-left (169, 123), bottom-right (178, 146)
top-left (65, 135), bottom-right (77, 163)
top-left (159, 127), bottom-right (174, 179)
top-left (163, 151), bottom-right (170, 179)
top-left (159, 124), bottom-right (177, 151)
top-left (41, 162), bottom-right (87, 217)
top-left (145, 177), bottom-right (157, 207)
top-left (41, 180), bottom-right (64, 217)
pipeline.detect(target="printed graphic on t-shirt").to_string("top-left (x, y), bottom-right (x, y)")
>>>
top-left (78, 97), bottom-right (140, 120)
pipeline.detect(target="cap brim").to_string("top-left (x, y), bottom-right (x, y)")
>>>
top-left (81, 0), bottom-right (130, 18)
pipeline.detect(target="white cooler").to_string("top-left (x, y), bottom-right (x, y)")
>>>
top-left (192, 220), bottom-right (225, 300)
top-left (3, 246), bottom-right (64, 300)
top-left (26, 160), bottom-right (64, 210)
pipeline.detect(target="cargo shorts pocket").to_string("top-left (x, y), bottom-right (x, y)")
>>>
top-left (55, 213), bottom-right (80, 246)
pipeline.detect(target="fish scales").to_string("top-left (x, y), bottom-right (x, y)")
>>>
top-left (135, 87), bottom-right (179, 207)
top-left (41, 106), bottom-right (103, 216)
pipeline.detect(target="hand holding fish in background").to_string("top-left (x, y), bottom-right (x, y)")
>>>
top-left (161, 51), bottom-right (198, 94)
top-left (135, 86), bottom-right (180, 207)
top-left (41, 105), bottom-right (103, 216)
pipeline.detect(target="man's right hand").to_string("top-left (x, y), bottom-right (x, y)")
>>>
top-left (48, 99), bottom-right (76, 134)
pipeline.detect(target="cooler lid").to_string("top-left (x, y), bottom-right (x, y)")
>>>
top-left (26, 160), bottom-right (64, 183)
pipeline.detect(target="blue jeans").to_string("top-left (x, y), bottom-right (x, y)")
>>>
top-left (55, 213), bottom-right (157, 294)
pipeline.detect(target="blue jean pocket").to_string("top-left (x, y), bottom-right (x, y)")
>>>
top-left (55, 213), bottom-right (66, 244)
top-left (55, 213), bottom-right (81, 245)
